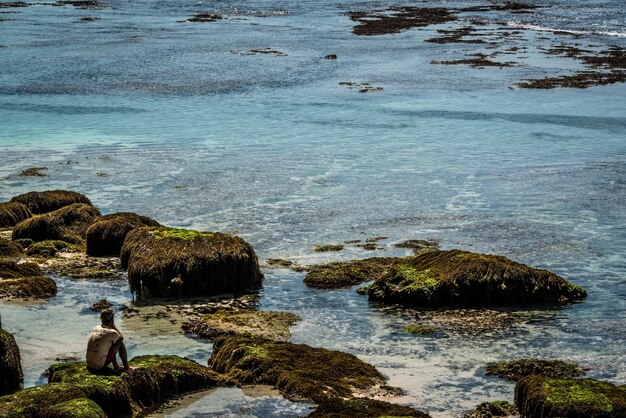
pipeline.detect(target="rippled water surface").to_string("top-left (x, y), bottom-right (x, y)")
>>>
top-left (1, 0), bottom-right (625, 416)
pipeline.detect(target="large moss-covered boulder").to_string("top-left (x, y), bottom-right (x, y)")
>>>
top-left (0, 325), bottom-right (23, 395)
top-left (0, 202), bottom-right (31, 228)
top-left (182, 310), bottom-right (300, 341)
top-left (47, 355), bottom-right (222, 417)
top-left (515, 376), bottom-right (626, 418)
top-left (487, 359), bottom-right (586, 382)
top-left (12, 204), bottom-right (101, 244)
top-left (86, 212), bottom-right (161, 256)
top-left (120, 227), bottom-right (262, 297)
top-left (0, 258), bottom-right (57, 299)
top-left (362, 250), bottom-right (586, 307)
top-left (0, 238), bottom-right (22, 258)
top-left (304, 257), bottom-right (401, 289)
top-left (10, 190), bottom-right (92, 215)
top-left (0, 383), bottom-right (104, 418)
top-left (209, 335), bottom-right (397, 403)
top-left (26, 240), bottom-right (72, 257)
top-left (310, 397), bottom-right (431, 417)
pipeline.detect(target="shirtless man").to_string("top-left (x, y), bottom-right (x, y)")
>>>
top-left (86, 308), bottom-right (132, 372)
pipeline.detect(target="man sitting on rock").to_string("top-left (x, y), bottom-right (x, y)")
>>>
top-left (86, 308), bottom-right (133, 373)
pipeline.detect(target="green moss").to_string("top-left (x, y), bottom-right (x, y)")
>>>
top-left (404, 324), bottom-right (437, 335)
top-left (515, 376), bottom-right (626, 418)
top-left (183, 310), bottom-right (300, 341)
top-left (0, 275), bottom-right (57, 299)
top-left (486, 359), bottom-right (586, 382)
top-left (303, 257), bottom-right (402, 289)
top-left (265, 258), bottom-right (294, 268)
top-left (26, 240), bottom-right (71, 257)
top-left (313, 244), bottom-right (344, 252)
top-left (48, 397), bottom-right (106, 418)
top-left (152, 228), bottom-right (213, 240)
top-left (463, 400), bottom-right (517, 418)
top-left (395, 265), bottom-right (438, 294)
top-left (0, 383), bottom-right (87, 417)
top-left (310, 398), bottom-right (430, 417)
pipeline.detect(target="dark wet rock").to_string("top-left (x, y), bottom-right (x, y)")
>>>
top-left (0, 238), bottom-right (22, 258)
top-left (240, 48), bottom-right (287, 56)
top-left (55, 0), bottom-right (101, 9)
top-left (0, 383), bottom-right (104, 418)
top-left (362, 250), bottom-right (586, 308)
top-left (0, 324), bottom-right (23, 395)
top-left (426, 27), bottom-right (489, 44)
top-left (486, 359), bottom-right (586, 382)
top-left (431, 53), bottom-right (517, 68)
top-left (86, 212), bottom-right (161, 257)
top-left (0, 2), bottom-right (29, 8)
top-left (0, 258), bottom-right (57, 299)
top-left (405, 323), bottom-right (437, 335)
top-left (182, 310), bottom-right (300, 341)
top-left (264, 258), bottom-right (294, 268)
top-left (515, 376), bottom-right (626, 418)
top-left (0, 202), bottom-right (32, 228)
top-left (310, 397), bottom-right (431, 417)
top-left (303, 257), bottom-right (401, 289)
top-left (517, 70), bottom-right (626, 89)
top-left (324, 54), bottom-right (337, 60)
top-left (209, 335), bottom-right (400, 403)
top-left (365, 236), bottom-right (387, 243)
top-left (47, 355), bottom-right (222, 417)
top-left (187, 12), bottom-right (222, 22)
top-left (344, 239), bottom-right (361, 244)
top-left (79, 16), bottom-right (98, 21)
top-left (18, 167), bottom-right (47, 177)
top-left (356, 242), bottom-right (381, 250)
top-left (394, 239), bottom-right (439, 254)
top-left (313, 244), bottom-right (344, 252)
top-left (464, 400), bottom-right (517, 418)
top-left (26, 240), bottom-right (72, 257)
top-left (10, 190), bottom-right (92, 215)
top-left (349, 7), bottom-right (456, 36)
top-left (12, 239), bottom-right (33, 250)
top-left (13, 203), bottom-right (101, 244)
top-left (88, 299), bottom-right (111, 312)
top-left (460, 3), bottom-right (542, 13)
top-left (120, 227), bottom-right (263, 297)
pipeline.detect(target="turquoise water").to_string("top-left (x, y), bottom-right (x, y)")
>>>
top-left (1, 0), bottom-right (626, 416)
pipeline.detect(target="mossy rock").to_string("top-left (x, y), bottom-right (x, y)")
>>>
top-left (12, 240), bottom-right (33, 251)
top-left (310, 397), bottom-right (431, 417)
top-left (47, 355), bottom-right (222, 417)
top-left (394, 239), bottom-right (439, 254)
top-left (10, 190), bottom-right (92, 215)
top-left (0, 202), bottom-right (31, 228)
top-left (86, 212), bottom-right (161, 257)
top-left (0, 383), bottom-right (90, 417)
top-left (464, 400), bottom-right (517, 418)
top-left (209, 335), bottom-right (390, 403)
top-left (0, 326), bottom-right (23, 395)
top-left (304, 257), bottom-right (402, 289)
top-left (120, 227), bottom-right (262, 297)
top-left (12, 204), bottom-right (102, 244)
top-left (405, 324), bottom-right (437, 335)
top-left (47, 397), bottom-right (106, 418)
top-left (182, 310), bottom-right (300, 341)
top-left (313, 244), bottom-right (344, 252)
top-left (26, 240), bottom-right (72, 257)
top-left (486, 359), bottom-right (586, 382)
top-left (88, 299), bottom-right (111, 312)
top-left (515, 376), bottom-right (626, 418)
top-left (0, 258), bottom-right (57, 299)
top-left (0, 238), bottom-right (22, 258)
top-left (363, 250), bottom-right (586, 308)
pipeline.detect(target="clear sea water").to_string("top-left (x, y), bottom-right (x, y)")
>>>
top-left (1, 0), bottom-right (625, 416)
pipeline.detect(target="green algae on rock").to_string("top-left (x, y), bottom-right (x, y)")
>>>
top-left (486, 359), bottom-right (586, 382)
top-left (0, 258), bottom-right (57, 299)
top-left (47, 355), bottom-right (222, 417)
top-left (86, 212), bottom-right (161, 257)
top-left (310, 397), bottom-right (431, 417)
top-left (9, 190), bottom-right (92, 215)
top-left (515, 376), bottom-right (626, 418)
top-left (313, 244), bottom-right (345, 252)
top-left (0, 325), bottom-right (23, 395)
top-left (304, 257), bottom-right (402, 289)
top-left (405, 323), bottom-right (437, 335)
top-left (463, 400), bottom-right (517, 418)
top-left (0, 238), bottom-right (23, 258)
top-left (26, 240), bottom-right (72, 257)
top-left (182, 310), bottom-right (300, 341)
top-left (363, 250), bottom-right (586, 307)
top-left (0, 383), bottom-right (97, 417)
top-left (209, 335), bottom-right (396, 403)
top-left (120, 227), bottom-right (262, 297)
top-left (12, 204), bottom-right (102, 244)
top-left (0, 202), bottom-right (32, 228)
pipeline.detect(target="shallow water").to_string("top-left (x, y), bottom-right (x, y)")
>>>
top-left (1, 0), bottom-right (626, 416)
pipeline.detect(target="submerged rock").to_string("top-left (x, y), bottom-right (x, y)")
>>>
top-left (47, 355), bottom-right (222, 417)
top-left (0, 324), bottom-right (23, 395)
top-left (86, 212), bottom-right (161, 256)
top-left (0, 258), bottom-right (57, 299)
top-left (405, 323), bottom-right (437, 335)
top-left (486, 359), bottom-right (586, 382)
top-left (26, 240), bottom-right (72, 257)
top-left (0, 238), bottom-right (23, 258)
top-left (12, 204), bottom-right (101, 244)
top-left (349, 7), bottom-right (457, 36)
top-left (362, 250), bottom-right (586, 307)
top-left (209, 335), bottom-right (399, 403)
top-left (304, 257), bottom-right (401, 289)
top-left (182, 310), bottom-right (300, 341)
top-left (88, 299), bottom-right (112, 312)
top-left (515, 376), bottom-right (626, 418)
top-left (10, 190), bottom-right (92, 215)
top-left (0, 202), bottom-right (31, 228)
top-left (120, 227), bottom-right (262, 297)
top-left (313, 244), bottom-right (344, 252)
top-left (310, 397), bottom-right (431, 417)
top-left (464, 400), bottom-right (517, 418)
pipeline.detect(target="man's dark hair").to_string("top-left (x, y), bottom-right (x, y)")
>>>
top-left (100, 308), bottom-right (114, 326)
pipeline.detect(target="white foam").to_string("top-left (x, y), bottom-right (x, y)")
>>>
top-left (506, 21), bottom-right (626, 38)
